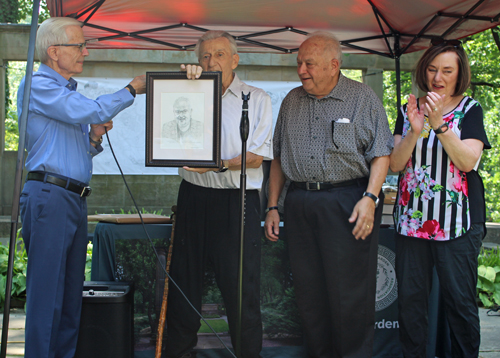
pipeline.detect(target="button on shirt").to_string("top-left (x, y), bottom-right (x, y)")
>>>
top-left (274, 73), bottom-right (393, 183)
top-left (180, 74), bottom-right (273, 190)
top-left (17, 64), bottom-right (134, 184)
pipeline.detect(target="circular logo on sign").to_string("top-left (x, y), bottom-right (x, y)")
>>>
top-left (375, 245), bottom-right (398, 312)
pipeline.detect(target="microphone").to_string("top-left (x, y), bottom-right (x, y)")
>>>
top-left (240, 92), bottom-right (250, 142)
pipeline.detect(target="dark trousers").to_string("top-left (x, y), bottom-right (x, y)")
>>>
top-left (284, 184), bottom-right (383, 358)
top-left (165, 180), bottom-right (263, 358)
top-left (396, 225), bottom-right (484, 358)
top-left (20, 180), bottom-right (88, 358)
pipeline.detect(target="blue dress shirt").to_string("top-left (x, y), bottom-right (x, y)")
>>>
top-left (17, 64), bottom-right (134, 184)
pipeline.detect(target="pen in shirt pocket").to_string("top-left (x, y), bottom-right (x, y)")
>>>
top-left (331, 118), bottom-right (350, 149)
top-left (331, 120), bottom-right (339, 149)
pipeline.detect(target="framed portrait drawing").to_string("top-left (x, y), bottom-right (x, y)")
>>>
top-left (145, 71), bottom-right (222, 167)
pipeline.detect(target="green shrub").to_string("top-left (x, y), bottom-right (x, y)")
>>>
top-left (0, 229), bottom-right (27, 309)
top-left (477, 247), bottom-right (500, 308)
top-left (261, 287), bottom-right (302, 338)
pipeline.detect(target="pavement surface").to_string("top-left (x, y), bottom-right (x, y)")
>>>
top-left (1, 307), bottom-right (499, 357)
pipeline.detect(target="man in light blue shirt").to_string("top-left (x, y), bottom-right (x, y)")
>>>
top-left (17, 17), bottom-right (145, 358)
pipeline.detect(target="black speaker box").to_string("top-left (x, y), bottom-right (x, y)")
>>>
top-left (75, 281), bottom-right (134, 358)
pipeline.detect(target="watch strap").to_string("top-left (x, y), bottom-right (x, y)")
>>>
top-left (215, 159), bottom-right (228, 173)
top-left (265, 206), bottom-right (279, 214)
top-left (89, 136), bottom-right (103, 146)
top-left (434, 122), bottom-right (449, 134)
top-left (125, 84), bottom-right (136, 98)
top-left (363, 191), bottom-right (379, 208)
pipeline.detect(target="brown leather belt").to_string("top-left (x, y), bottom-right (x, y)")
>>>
top-left (27, 171), bottom-right (92, 197)
top-left (292, 178), bottom-right (368, 191)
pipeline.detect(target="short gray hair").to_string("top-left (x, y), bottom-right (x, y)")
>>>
top-left (36, 17), bottom-right (83, 64)
top-left (194, 31), bottom-right (238, 61)
top-left (305, 31), bottom-right (343, 67)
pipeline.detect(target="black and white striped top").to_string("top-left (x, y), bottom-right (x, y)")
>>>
top-left (393, 96), bottom-right (490, 241)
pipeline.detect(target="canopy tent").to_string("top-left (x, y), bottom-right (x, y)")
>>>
top-left (46, 0), bottom-right (500, 58)
top-left (2, 1), bottom-right (500, 358)
top-left (45, 0), bottom-right (500, 108)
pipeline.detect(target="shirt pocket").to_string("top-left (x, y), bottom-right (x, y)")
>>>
top-left (332, 122), bottom-right (356, 154)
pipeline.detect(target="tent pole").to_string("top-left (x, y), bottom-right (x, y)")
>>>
top-left (396, 58), bottom-right (401, 109)
top-left (0, 1), bottom-right (40, 358)
top-left (394, 34), bottom-right (402, 110)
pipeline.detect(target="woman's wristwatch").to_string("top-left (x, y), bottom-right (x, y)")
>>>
top-left (434, 122), bottom-right (449, 134)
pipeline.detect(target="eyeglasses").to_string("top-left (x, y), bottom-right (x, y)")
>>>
top-left (52, 42), bottom-right (87, 52)
top-left (430, 38), bottom-right (462, 48)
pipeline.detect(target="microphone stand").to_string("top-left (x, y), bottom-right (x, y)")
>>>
top-left (235, 92), bottom-right (250, 358)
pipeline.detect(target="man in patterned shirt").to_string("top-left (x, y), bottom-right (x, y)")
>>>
top-left (264, 31), bottom-right (393, 357)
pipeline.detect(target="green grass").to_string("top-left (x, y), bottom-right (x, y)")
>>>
top-left (198, 319), bottom-right (229, 333)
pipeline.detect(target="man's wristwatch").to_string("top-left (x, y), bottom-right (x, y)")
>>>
top-left (363, 191), bottom-right (379, 208)
top-left (265, 206), bottom-right (279, 214)
top-left (434, 122), bottom-right (449, 134)
top-left (216, 160), bottom-right (229, 173)
top-left (125, 84), bottom-right (136, 98)
top-left (89, 136), bottom-right (103, 146)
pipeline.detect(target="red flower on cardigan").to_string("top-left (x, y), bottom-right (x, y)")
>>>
top-left (416, 219), bottom-right (446, 240)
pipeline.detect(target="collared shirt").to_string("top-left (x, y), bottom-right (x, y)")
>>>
top-left (17, 64), bottom-right (134, 184)
top-left (179, 74), bottom-right (273, 190)
top-left (274, 73), bottom-right (393, 183)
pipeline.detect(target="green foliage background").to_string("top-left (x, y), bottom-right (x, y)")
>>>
top-left (477, 247), bottom-right (500, 308)
top-left (3, 0), bottom-right (48, 150)
top-left (0, 229), bottom-right (27, 310)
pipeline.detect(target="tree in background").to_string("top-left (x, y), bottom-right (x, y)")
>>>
top-left (466, 28), bottom-right (500, 221)
top-left (2, 0), bottom-right (48, 150)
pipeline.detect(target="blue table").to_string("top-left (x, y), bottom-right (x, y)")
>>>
top-left (91, 222), bottom-right (172, 281)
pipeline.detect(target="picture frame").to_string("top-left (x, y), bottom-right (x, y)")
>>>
top-left (145, 71), bottom-right (222, 168)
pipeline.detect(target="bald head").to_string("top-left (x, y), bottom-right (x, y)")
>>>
top-left (303, 31), bottom-right (343, 66)
top-left (296, 32), bottom-right (342, 98)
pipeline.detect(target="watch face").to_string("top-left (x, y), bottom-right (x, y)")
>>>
top-left (436, 122), bottom-right (449, 134)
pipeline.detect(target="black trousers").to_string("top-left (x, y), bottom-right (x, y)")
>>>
top-left (284, 183), bottom-right (383, 358)
top-left (165, 180), bottom-right (263, 358)
top-left (396, 224), bottom-right (484, 358)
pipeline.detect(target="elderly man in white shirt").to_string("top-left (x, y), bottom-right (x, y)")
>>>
top-left (164, 30), bottom-right (273, 358)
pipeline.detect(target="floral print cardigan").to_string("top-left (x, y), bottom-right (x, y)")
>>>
top-left (393, 97), bottom-right (483, 241)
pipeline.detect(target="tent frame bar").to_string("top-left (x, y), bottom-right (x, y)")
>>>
top-left (3, 1), bottom-right (500, 358)
top-left (71, 0), bottom-right (499, 60)
top-left (0, 2), bottom-right (40, 358)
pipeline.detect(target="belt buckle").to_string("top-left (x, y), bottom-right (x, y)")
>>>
top-left (306, 182), bottom-right (320, 191)
top-left (80, 186), bottom-right (92, 197)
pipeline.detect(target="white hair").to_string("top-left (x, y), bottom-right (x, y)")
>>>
top-left (305, 31), bottom-right (343, 67)
top-left (36, 17), bottom-right (83, 64)
top-left (194, 31), bottom-right (238, 61)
